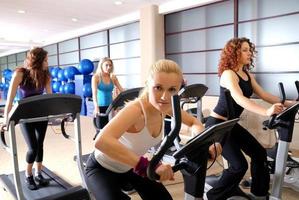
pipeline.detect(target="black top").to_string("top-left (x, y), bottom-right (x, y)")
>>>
top-left (213, 70), bottom-right (253, 118)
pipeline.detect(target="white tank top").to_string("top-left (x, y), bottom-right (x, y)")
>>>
top-left (94, 99), bottom-right (164, 173)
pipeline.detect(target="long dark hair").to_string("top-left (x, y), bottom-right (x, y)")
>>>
top-left (218, 37), bottom-right (256, 76)
top-left (19, 47), bottom-right (50, 89)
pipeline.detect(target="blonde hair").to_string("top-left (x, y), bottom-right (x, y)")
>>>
top-left (96, 57), bottom-right (114, 75)
top-left (139, 59), bottom-right (183, 99)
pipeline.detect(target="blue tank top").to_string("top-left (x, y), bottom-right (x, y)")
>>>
top-left (213, 70), bottom-right (253, 118)
top-left (97, 78), bottom-right (114, 107)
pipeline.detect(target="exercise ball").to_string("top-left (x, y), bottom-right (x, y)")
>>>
top-left (51, 67), bottom-right (61, 79)
top-left (78, 59), bottom-right (94, 75)
top-left (57, 69), bottom-right (67, 82)
top-left (82, 83), bottom-right (92, 97)
top-left (0, 82), bottom-right (3, 91)
top-left (59, 84), bottom-right (65, 94)
top-left (64, 66), bottom-right (79, 80)
top-left (64, 82), bottom-right (75, 94)
top-left (52, 81), bottom-right (62, 93)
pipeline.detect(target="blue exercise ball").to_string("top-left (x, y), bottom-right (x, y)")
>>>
top-left (0, 82), bottom-right (3, 91)
top-left (51, 67), bottom-right (61, 79)
top-left (82, 83), bottom-right (92, 97)
top-left (64, 82), bottom-right (75, 94)
top-left (52, 81), bottom-right (62, 93)
top-left (78, 59), bottom-right (94, 75)
top-left (59, 84), bottom-right (65, 94)
top-left (57, 69), bottom-right (67, 82)
top-left (3, 82), bottom-right (9, 90)
top-left (64, 66), bottom-right (78, 80)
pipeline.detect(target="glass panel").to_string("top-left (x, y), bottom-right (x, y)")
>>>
top-left (255, 73), bottom-right (299, 99)
top-left (80, 46), bottom-right (108, 61)
top-left (165, 0), bottom-right (233, 33)
top-left (8, 63), bottom-right (17, 69)
top-left (112, 58), bottom-right (141, 75)
top-left (166, 25), bottom-right (233, 53)
top-left (48, 55), bottom-right (58, 66)
top-left (0, 56), bottom-right (7, 64)
top-left (117, 74), bottom-right (141, 89)
top-left (184, 74), bottom-right (219, 96)
top-left (59, 51), bottom-right (79, 65)
top-left (239, 0), bottom-right (299, 21)
top-left (167, 50), bottom-right (221, 73)
top-left (44, 44), bottom-right (58, 55)
top-left (8, 55), bottom-right (16, 63)
top-left (16, 52), bottom-right (26, 61)
top-left (254, 45), bottom-right (299, 72)
top-left (239, 14), bottom-right (299, 46)
top-left (59, 38), bottom-right (79, 53)
top-left (110, 40), bottom-right (140, 59)
top-left (109, 22), bottom-right (139, 44)
top-left (17, 61), bottom-right (23, 66)
top-left (80, 31), bottom-right (107, 49)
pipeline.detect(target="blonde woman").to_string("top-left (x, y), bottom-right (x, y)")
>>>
top-left (85, 59), bottom-right (222, 200)
top-left (91, 57), bottom-right (123, 138)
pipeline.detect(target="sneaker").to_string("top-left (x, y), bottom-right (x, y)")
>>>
top-left (25, 176), bottom-right (38, 190)
top-left (35, 174), bottom-right (50, 186)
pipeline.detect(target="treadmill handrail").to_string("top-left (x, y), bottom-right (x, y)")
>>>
top-left (7, 94), bottom-right (82, 126)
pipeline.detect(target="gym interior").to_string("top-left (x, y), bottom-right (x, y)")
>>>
top-left (0, 0), bottom-right (299, 199)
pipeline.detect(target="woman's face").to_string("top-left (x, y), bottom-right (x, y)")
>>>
top-left (148, 72), bottom-right (181, 113)
top-left (102, 61), bottom-right (113, 74)
top-left (239, 42), bottom-right (252, 66)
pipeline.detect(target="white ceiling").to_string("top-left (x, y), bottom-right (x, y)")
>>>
top-left (0, 0), bottom-right (218, 57)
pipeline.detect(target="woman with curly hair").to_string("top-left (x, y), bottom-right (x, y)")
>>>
top-left (4, 47), bottom-right (52, 190)
top-left (204, 37), bottom-right (295, 199)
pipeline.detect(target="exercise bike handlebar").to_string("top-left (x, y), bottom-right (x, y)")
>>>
top-left (147, 95), bottom-right (181, 181)
top-left (264, 82), bottom-right (286, 129)
top-left (295, 80), bottom-right (299, 101)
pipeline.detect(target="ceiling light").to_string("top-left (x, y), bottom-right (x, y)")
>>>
top-left (71, 18), bottom-right (78, 22)
top-left (114, 1), bottom-right (123, 5)
top-left (17, 10), bottom-right (26, 14)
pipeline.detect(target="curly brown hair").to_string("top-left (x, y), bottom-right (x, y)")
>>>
top-left (18, 47), bottom-right (51, 89)
top-left (218, 37), bottom-right (256, 76)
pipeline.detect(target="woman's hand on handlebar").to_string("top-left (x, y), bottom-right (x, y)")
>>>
top-left (155, 163), bottom-right (174, 182)
top-left (266, 103), bottom-right (284, 116)
top-left (208, 142), bottom-right (222, 160)
top-left (93, 107), bottom-right (100, 117)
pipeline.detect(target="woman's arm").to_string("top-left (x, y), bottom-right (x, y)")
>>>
top-left (111, 74), bottom-right (124, 93)
top-left (94, 100), bottom-right (142, 168)
top-left (221, 70), bottom-right (283, 116)
top-left (181, 110), bottom-right (221, 159)
top-left (249, 73), bottom-right (296, 107)
top-left (4, 71), bottom-right (23, 123)
top-left (91, 74), bottom-right (100, 115)
top-left (45, 77), bottom-right (52, 94)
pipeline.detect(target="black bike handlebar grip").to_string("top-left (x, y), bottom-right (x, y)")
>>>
top-left (278, 82), bottom-right (286, 104)
top-left (147, 95), bottom-right (181, 181)
top-left (295, 81), bottom-right (299, 101)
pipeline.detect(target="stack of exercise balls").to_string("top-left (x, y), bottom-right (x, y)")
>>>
top-left (1, 69), bottom-right (13, 99)
top-left (78, 59), bottom-right (94, 98)
top-left (50, 66), bottom-right (80, 94)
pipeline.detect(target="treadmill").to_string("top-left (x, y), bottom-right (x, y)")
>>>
top-left (0, 94), bottom-right (90, 200)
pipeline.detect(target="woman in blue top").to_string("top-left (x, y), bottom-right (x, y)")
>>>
top-left (3, 47), bottom-right (52, 190)
top-left (92, 57), bottom-right (124, 137)
top-left (204, 38), bottom-right (295, 200)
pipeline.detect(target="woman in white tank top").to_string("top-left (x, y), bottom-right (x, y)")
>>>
top-left (85, 59), bottom-right (222, 200)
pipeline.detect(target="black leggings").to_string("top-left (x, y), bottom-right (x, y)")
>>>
top-left (20, 121), bottom-right (48, 164)
top-left (85, 153), bottom-right (173, 200)
top-left (205, 117), bottom-right (269, 199)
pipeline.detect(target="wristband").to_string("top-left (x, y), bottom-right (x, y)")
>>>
top-left (133, 156), bottom-right (149, 177)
